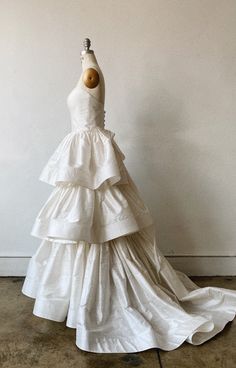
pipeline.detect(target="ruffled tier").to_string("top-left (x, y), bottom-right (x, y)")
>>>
top-left (31, 174), bottom-right (153, 243)
top-left (39, 127), bottom-right (129, 190)
top-left (22, 225), bottom-right (236, 353)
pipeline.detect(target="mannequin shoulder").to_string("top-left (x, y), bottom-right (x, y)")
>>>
top-left (82, 67), bottom-right (100, 89)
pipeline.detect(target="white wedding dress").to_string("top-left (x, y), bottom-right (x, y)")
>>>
top-left (22, 65), bottom-right (236, 353)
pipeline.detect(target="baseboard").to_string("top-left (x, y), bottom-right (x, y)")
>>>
top-left (166, 256), bottom-right (236, 276)
top-left (0, 257), bottom-right (30, 277)
top-left (1, 256), bottom-right (236, 277)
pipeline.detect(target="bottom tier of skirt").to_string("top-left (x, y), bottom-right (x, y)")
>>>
top-left (22, 225), bottom-right (236, 353)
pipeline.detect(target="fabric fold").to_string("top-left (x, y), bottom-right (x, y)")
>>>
top-left (39, 127), bottom-right (128, 190)
top-left (30, 172), bottom-right (153, 243)
top-left (22, 225), bottom-right (236, 353)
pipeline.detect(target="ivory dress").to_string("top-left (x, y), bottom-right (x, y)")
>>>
top-left (22, 65), bottom-right (236, 353)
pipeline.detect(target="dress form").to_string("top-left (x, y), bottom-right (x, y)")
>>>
top-left (21, 37), bottom-right (236, 354)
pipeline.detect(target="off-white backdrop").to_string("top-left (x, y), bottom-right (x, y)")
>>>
top-left (1, 0), bottom-right (236, 275)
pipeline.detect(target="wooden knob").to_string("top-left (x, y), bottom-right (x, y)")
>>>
top-left (82, 68), bottom-right (100, 89)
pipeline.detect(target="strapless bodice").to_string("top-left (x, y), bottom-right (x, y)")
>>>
top-left (67, 72), bottom-right (105, 131)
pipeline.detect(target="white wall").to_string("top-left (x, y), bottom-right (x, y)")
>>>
top-left (1, 0), bottom-right (236, 275)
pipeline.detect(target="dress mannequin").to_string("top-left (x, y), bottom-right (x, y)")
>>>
top-left (22, 38), bottom-right (236, 354)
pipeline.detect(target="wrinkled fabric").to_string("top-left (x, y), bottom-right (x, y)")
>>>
top-left (39, 127), bottom-right (129, 189)
top-left (22, 64), bottom-right (236, 353)
top-left (22, 225), bottom-right (236, 353)
top-left (31, 172), bottom-right (153, 243)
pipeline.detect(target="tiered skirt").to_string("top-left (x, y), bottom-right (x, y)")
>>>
top-left (22, 126), bottom-right (236, 353)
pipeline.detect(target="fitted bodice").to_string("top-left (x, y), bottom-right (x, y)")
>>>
top-left (67, 68), bottom-right (105, 132)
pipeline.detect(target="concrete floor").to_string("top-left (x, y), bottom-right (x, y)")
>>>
top-left (0, 277), bottom-right (236, 368)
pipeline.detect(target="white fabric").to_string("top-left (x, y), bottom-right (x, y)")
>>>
top-left (39, 127), bottom-right (129, 189)
top-left (22, 226), bottom-right (236, 353)
top-left (22, 67), bottom-right (236, 353)
top-left (31, 173), bottom-right (153, 243)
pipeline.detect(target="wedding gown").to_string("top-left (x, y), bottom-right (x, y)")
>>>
top-left (22, 65), bottom-right (236, 353)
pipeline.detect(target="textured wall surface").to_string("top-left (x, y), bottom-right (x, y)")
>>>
top-left (0, 1), bottom-right (236, 270)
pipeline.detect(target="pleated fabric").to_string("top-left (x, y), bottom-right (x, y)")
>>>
top-left (39, 127), bottom-right (129, 190)
top-left (22, 225), bottom-right (236, 353)
top-left (31, 171), bottom-right (153, 243)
